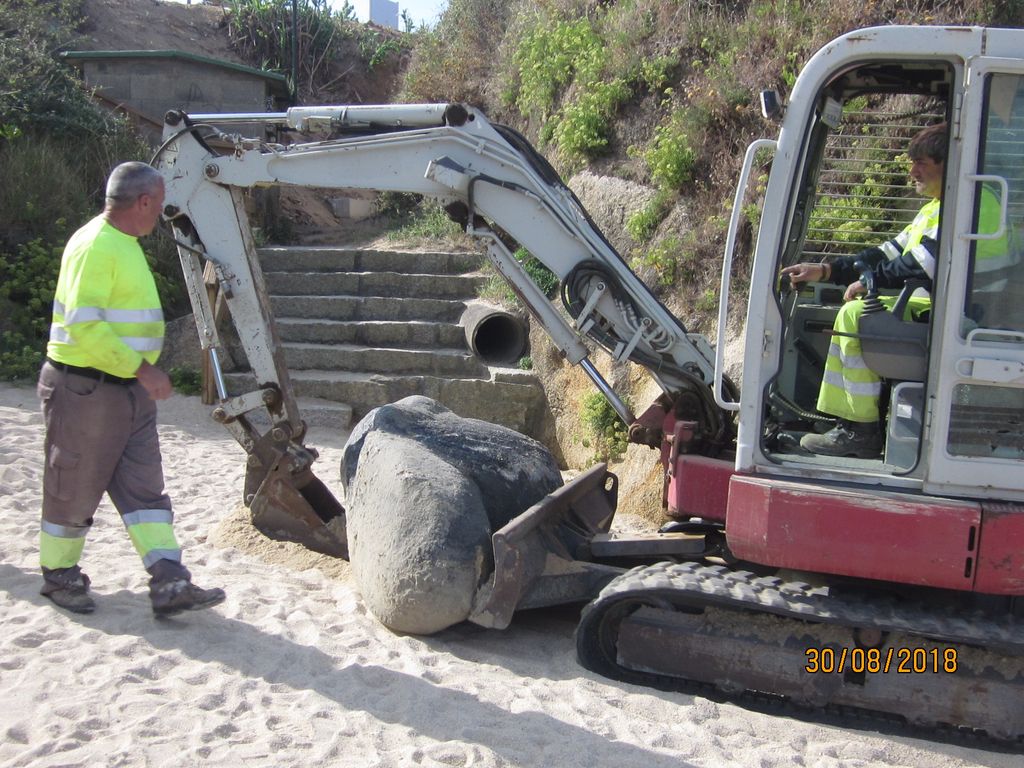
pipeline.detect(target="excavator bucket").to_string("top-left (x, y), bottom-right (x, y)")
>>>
top-left (249, 457), bottom-right (348, 559)
top-left (469, 464), bottom-right (623, 629)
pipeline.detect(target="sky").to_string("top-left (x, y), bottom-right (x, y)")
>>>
top-left (347, 0), bottom-right (449, 28)
top-left (164, 1), bottom-right (449, 30)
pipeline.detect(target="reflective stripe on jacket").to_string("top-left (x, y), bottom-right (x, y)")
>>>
top-left (891, 198), bottom-right (941, 278)
top-left (830, 198), bottom-right (940, 290)
top-left (47, 216), bottom-right (164, 378)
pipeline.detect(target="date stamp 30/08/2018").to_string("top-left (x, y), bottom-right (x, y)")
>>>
top-left (804, 646), bottom-right (958, 674)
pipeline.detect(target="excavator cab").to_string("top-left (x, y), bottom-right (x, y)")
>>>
top-left (749, 52), bottom-right (1024, 490)
top-left (712, 28), bottom-right (1024, 599)
top-left (762, 60), bottom-right (953, 469)
top-left (589, 36), bottom-right (1024, 737)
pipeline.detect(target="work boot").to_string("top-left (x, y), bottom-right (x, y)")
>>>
top-left (40, 566), bottom-right (96, 614)
top-left (800, 420), bottom-right (882, 458)
top-left (150, 578), bottom-right (226, 617)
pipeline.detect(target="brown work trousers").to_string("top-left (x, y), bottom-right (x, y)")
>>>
top-left (38, 362), bottom-right (172, 529)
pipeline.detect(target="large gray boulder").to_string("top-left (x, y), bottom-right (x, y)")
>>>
top-left (342, 396), bottom-right (563, 634)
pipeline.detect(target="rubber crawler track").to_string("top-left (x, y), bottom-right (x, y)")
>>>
top-left (575, 561), bottom-right (1024, 746)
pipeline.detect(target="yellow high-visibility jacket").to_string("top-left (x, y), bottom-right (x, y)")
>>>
top-left (47, 216), bottom-right (164, 378)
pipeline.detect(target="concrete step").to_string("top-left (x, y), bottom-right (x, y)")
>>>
top-left (265, 270), bottom-right (486, 300)
top-left (270, 295), bottom-right (467, 323)
top-left (296, 397), bottom-right (353, 432)
top-left (231, 245), bottom-right (548, 436)
top-left (282, 342), bottom-right (486, 377)
top-left (225, 368), bottom-right (544, 429)
top-left (276, 318), bottom-right (467, 348)
top-left (244, 396), bottom-right (354, 432)
top-left (258, 246), bottom-right (483, 275)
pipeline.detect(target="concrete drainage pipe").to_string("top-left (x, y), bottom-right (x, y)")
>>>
top-left (461, 302), bottom-right (528, 366)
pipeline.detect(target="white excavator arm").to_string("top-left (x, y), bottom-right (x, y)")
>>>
top-left (154, 103), bottom-right (734, 554)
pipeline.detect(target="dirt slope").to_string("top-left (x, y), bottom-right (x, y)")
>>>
top-left (75, 0), bottom-right (238, 61)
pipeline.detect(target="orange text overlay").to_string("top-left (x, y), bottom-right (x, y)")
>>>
top-left (804, 646), bottom-right (958, 674)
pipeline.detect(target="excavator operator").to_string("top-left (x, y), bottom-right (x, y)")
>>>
top-left (783, 121), bottom-right (1011, 458)
top-left (781, 123), bottom-right (949, 458)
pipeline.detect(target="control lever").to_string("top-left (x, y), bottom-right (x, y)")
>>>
top-left (854, 260), bottom-right (885, 315)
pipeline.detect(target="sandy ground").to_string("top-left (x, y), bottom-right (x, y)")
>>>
top-left (0, 381), bottom-right (1019, 768)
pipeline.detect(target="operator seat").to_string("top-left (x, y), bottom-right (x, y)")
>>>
top-left (846, 274), bottom-right (931, 469)
top-left (856, 277), bottom-right (930, 382)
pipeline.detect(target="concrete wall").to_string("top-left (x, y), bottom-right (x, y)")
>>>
top-left (80, 57), bottom-right (272, 122)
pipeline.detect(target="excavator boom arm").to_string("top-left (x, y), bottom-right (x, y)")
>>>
top-left (154, 103), bottom-right (733, 558)
top-left (158, 105), bottom-right (724, 413)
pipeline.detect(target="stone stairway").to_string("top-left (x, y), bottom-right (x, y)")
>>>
top-left (224, 246), bottom-right (548, 435)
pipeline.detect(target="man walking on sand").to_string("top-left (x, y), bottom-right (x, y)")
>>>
top-left (37, 161), bottom-right (225, 616)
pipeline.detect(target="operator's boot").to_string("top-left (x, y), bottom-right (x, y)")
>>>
top-left (40, 565), bottom-right (96, 614)
top-left (147, 558), bottom-right (225, 617)
top-left (800, 419), bottom-right (882, 458)
top-left (150, 579), bottom-right (226, 617)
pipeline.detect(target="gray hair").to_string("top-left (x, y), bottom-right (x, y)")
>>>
top-left (105, 162), bottom-right (163, 209)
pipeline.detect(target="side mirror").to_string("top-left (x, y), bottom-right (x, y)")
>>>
top-left (760, 90), bottom-right (783, 121)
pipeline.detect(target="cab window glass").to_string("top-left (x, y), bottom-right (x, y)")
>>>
top-left (963, 73), bottom-right (1024, 333)
top-left (948, 73), bottom-right (1024, 459)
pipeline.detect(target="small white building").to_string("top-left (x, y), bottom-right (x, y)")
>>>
top-left (362, 0), bottom-right (399, 28)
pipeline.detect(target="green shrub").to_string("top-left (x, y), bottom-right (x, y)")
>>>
top-left (477, 247), bottom-right (559, 307)
top-left (513, 16), bottom-right (605, 117)
top-left (581, 391), bottom-right (630, 462)
top-left (631, 236), bottom-right (681, 287)
top-left (384, 200), bottom-right (465, 240)
top-left (508, 13), bottom-right (638, 162)
top-left (0, 138), bottom-right (90, 247)
top-left (0, 0), bottom-right (152, 249)
top-left (376, 191), bottom-right (422, 219)
top-left (225, 0), bottom-right (408, 101)
top-left (696, 288), bottom-right (718, 314)
top-left (643, 109), bottom-right (704, 190)
top-left (360, 31), bottom-right (404, 70)
top-left (626, 207), bottom-right (658, 244)
top-left (626, 189), bottom-right (675, 243)
top-left (226, 0), bottom-right (340, 94)
top-left (0, 239), bottom-right (61, 380)
top-left (552, 79), bottom-right (631, 158)
top-left (168, 367), bottom-right (203, 396)
top-left (401, 0), bottom-right (514, 104)
top-left (0, 0), bottom-right (109, 141)
top-left (517, 248), bottom-right (559, 298)
top-left (636, 54), bottom-right (677, 92)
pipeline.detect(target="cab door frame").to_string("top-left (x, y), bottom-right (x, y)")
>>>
top-left (924, 56), bottom-right (1024, 500)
